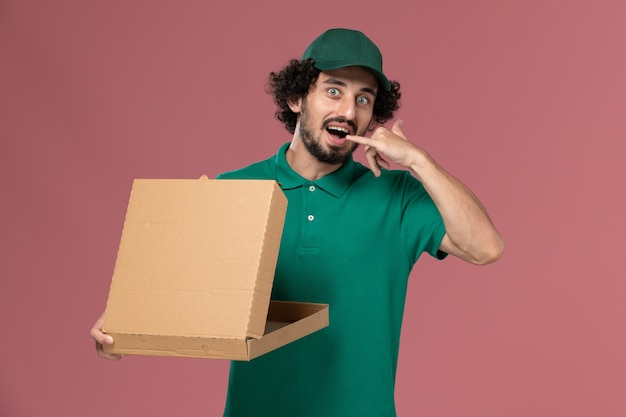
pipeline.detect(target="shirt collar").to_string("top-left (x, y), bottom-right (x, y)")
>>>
top-left (274, 142), bottom-right (356, 198)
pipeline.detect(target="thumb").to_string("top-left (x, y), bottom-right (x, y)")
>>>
top-left (391, 119), bottom-right (406, 138)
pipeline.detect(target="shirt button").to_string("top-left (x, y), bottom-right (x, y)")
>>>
top-left (309, 185), bottom-right (316, 192)
top-left (307, 214), bottom-right (315, 221)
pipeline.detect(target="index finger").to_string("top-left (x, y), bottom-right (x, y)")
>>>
top-left (345, 134), bottom-right (375, 146)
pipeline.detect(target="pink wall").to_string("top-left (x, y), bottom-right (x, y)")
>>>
top-left (1, 1), bottom-right (625, 416)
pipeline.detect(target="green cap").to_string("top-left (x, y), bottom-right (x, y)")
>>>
top-left (301, 28), bottom-right (391, 91)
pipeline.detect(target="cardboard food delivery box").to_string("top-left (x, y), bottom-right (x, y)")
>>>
top-left (102, 176), bottom-right (329, 360)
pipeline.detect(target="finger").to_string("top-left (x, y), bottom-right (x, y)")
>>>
top-left (95, 339), bottom-right (125, 360)
top-left (95, 341), bottom-right (124, 361)
top-left (90, 325), bottom-right (114, 344)
top-left (345, 134), bottom-right (374, 147)
top-left (364, 148), bottom-right (382, 177)
top-left (366, 149), bottom-right (390, 177)
top-left (365, 143), bottom-right (387, 163)
top-left (376, 154), bottom-right (390, 170)
top-left (90, 315), bottom-right (115, 345)
top-left (390, 119), bottom-right (406, 139)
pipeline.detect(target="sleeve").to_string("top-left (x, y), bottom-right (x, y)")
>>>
top-left (397, 171), bottom-right (448, 265)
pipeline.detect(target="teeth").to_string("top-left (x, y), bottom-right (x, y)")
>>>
top-left (327, 126), bottom-right (348, 133)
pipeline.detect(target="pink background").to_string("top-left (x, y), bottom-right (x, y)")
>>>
top-left (1, 1), bottom-right (625, 416)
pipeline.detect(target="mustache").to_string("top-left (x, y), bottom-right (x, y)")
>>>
top-left (322, 117), bottom-right (357, 133)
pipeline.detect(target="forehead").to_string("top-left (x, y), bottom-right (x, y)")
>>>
top-left (317, 66), bottom-right (378, 93)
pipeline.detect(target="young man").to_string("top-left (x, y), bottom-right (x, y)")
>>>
top-left (91, 28), bottom-right (503, 417)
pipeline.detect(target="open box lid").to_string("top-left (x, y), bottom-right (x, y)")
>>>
top-left (103, 177), bottom-right (287, 341)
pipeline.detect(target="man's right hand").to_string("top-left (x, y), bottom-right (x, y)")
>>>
top-left (90, 312), bottom-right (124, 361)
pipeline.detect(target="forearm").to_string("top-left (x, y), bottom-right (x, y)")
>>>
top-left (409, 151), bottom-right (504, 265)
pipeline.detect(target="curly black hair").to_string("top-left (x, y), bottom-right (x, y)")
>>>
top-left (266, 58), bottom-right (401, 134)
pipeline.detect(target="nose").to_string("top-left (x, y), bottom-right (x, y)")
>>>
top-left (336, 96), bottom-right (356, 120)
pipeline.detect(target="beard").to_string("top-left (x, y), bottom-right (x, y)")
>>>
top-left (298, 102), bottom-right (358, 165)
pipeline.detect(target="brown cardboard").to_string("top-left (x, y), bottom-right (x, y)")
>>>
top-left (102, 177), bottom-right (329, 360)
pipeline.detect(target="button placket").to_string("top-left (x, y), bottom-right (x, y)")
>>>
top-left (301, 182), bottom-right (320, 249)
top-left (304, 182), bottom-right (318, 222)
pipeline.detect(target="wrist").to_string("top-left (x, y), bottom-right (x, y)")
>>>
top-left (408, 149), bottom-right (436, 181)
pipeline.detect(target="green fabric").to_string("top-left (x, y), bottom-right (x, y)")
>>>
top-left (218, 143), bottom-right (446, 417)
top-left (301, 28), bottom-right (391, 91)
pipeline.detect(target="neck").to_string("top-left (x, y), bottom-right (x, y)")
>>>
top-left (286, 138), bottom-right (343, 181)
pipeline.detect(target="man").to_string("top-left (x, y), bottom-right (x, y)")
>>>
top-left (91, 28), bottom-right (503, 416)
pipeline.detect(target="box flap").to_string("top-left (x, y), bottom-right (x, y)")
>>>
top-left (247, 301), bottom-right (330, 360)
top-left (103, 178), bottom-right (287, 340)
top-left (103, 301), bottom-right (329, 360)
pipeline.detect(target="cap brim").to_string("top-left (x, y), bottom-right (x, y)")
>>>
top-left (313, 61), bottom-right (391, 92)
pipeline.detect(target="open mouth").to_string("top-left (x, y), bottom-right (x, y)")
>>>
top-left (326, 126), bottom-right (349, 139)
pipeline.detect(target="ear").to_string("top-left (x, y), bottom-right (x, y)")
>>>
top-left (287, 96), bottom-right (303, 113)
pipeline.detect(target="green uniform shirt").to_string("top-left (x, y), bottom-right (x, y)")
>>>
top-left (218, 143), bottom-right (446, 417)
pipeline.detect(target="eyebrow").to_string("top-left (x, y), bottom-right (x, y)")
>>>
top-left (322, 78), bottom-right (377, 97)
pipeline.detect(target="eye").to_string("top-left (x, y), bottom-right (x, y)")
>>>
top-left (328, 88), bottom-right (340, 96)
top-left (356, 96), bottom-right (370, 105)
